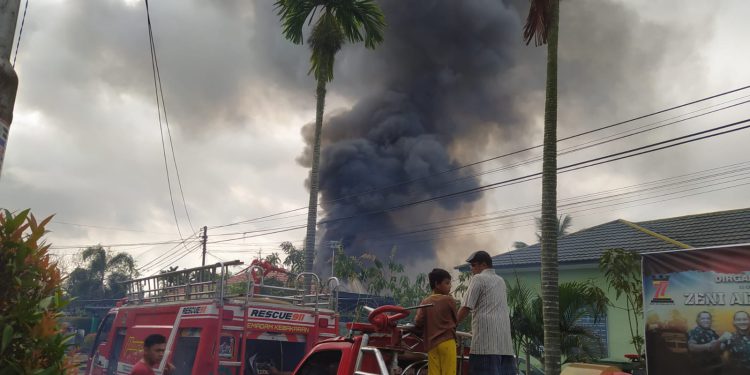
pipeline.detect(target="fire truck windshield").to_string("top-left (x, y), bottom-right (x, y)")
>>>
top-left (296, 350), bottom-right (341, 375)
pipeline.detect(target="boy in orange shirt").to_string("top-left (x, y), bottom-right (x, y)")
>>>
top-left (415, 268), bottom-right (458, 375)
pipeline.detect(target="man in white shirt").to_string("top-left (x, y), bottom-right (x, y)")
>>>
top-left (457, 250), bottom-right (516, 375)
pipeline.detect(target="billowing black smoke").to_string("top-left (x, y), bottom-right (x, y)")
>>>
top-left (299, 0), bottom-right (534, 270)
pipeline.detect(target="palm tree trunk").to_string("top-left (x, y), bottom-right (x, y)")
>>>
top-left (525, 343), bottom-right (532, 375)
top-left (540, 0), bottom-right (561, 373)
top-left (303, 73), bottom-right (327, 278)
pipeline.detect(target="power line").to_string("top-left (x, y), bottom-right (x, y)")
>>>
top-left (146, 245), bottom-right (202, 275)
top-left (381, 182), bottom-right (750, 249)
top-left (208, 85), bottom-right (750, 230)
top-left (203, 117), bottom-right (750, 246)
top-left (71, 99), bottom-right (749, 268)
top-left (206, 225), bottom-right (307, 245)
top-left (140, 242), bottom-right (202, 273)
top-left (363, 178), bottom-right (750, 248)
top-left (322, 94), bottom-right (750, 204)
top-left (143, 0), bottom-right (195, 246)
top-left (203, 92), bottom-right (750, 239)
top-left (202, 121), bottom-right (750, 251)
top-left (140, 162), bottom-right (750, 270)
top-left (203, 94), bottom-right (745, 235)
top-left (360, 166), bottom-right (750, 245)
top-left (136, 230), bottom-right (202, 271)
top-left (50, 238), bottom-right (198, 250)
top-left (318, 117), bottom-right (750, 226)
top-left (150, 19), bottom-right (195, 234)
top-left (51, 221), bottom-right (175, 235)
top-left (205, 251), bottom-right (226, 262)
top-left (126, 159), bottom-right (750, 270)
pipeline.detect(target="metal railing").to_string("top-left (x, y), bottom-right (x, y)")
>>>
top-left (123, 261), bottom-right (340, 312)
top-left (234, 268), bottom-right (340, 311)
top-left (124, 261), bottom-right (242, 305)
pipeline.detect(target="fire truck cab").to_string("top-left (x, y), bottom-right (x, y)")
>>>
top-left (86, 260), bottom-right (340, 375)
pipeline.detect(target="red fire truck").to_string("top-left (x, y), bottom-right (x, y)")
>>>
top-left (86, 260), bottom-right (341, 375)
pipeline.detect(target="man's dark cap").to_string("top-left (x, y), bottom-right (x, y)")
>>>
top-left (466, 250), bottom-right (493, 266)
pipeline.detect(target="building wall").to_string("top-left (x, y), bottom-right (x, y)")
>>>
top-left (496, 264), bottom-right (639, 361)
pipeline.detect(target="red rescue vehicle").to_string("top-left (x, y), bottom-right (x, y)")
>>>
top-left (288, 305), bottom-right (472, 375)
top-left (86, 260), bottom-right (341, 375)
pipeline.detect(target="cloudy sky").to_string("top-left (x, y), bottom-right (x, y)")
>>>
top-left (2, 0), bottom-right (749, 277)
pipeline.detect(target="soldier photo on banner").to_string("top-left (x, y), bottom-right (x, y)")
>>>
top-left (642, 245), bottom-right (750, 375)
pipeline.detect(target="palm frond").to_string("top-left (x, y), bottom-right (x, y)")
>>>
top-left (275, 0), bottom-right (318, 45)
top-left (513, 241), bottom-right (529, 249)
top-left (334, 0), bottom-right (386, 48)
top-left (523, 0), bottom-right (551, 46)
top-left (558, 214), bottom-right (572, 236)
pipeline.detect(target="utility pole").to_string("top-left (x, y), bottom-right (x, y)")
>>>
top-left (0, 0), bottom-right (21, 178)
top-left (328, 241), bottom-right (339, 277)
top-left (201, 225), bottom-right (207, 266)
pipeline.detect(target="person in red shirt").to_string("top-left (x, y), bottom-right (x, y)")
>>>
top-left (414, 268), bottom-right (458, 375)
top-left (130, 334), bottom-right (174, 375)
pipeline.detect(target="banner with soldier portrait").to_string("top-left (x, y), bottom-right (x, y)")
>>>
top-left (642, 244), bottom-right (750, 375)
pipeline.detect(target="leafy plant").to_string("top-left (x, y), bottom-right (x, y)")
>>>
top-left (452, 271), bottom-right (473, 333)
top-left (508, 281), bottom-right (607, 368)
top-left (332, 246), bottom-right (430, 321)
top-left (0, 209), bottom-right (74, 374)
top-left (599, 248), bottom-right (644, 356)
top-left (280, 241), bottom-right (306, 275)
top-left (508, 280), bottom-right (542, 374)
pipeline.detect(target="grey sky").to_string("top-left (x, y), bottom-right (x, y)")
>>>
top-left (1, 0), bottom-right (749, 275)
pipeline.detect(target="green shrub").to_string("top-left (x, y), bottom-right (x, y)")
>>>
top-left (0, 210), bottom-right (74, 374)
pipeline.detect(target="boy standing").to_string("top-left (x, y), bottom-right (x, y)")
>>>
top-left (415, 268), bottom-right (458, 375)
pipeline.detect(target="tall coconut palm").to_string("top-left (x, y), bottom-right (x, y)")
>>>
top-left (275, 0), bottom-right (386, 276)
top-left (524, 0), bottom-right (562, 373)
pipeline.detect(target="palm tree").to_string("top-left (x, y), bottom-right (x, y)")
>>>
top-left (510, 281), bottom-right (608, 372)
top-left (513, 214), bottom-right (572, 249)
top-left (508, 280), bottom-right (542, 374)
top-left (524, 0), bottom-right (562, 372)
top-left (275, 0), bottom-right (386, 276)
top-left (556, 282), bottom-right (608, 362)
top-left (67, 245), bottom-right (137, 299)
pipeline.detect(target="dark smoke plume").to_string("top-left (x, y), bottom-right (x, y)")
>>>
top-left (299, 0), bottom-right (533, 270)
top-left (299, 0), bottom-right (707, 272)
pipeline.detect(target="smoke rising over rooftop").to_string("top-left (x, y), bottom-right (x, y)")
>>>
top-left (298, 0), bottom-right (535, 270)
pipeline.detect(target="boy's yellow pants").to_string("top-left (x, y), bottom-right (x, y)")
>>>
top-left (427, 339), bottom-right (457, 375)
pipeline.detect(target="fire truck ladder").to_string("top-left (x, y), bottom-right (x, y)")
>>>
top-left (123, 260), bottom-right (243, 304)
